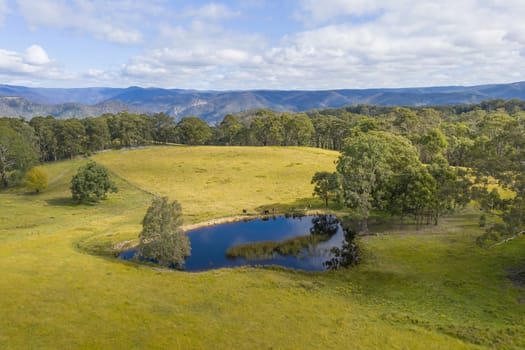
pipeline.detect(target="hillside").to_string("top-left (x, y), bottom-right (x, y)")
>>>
top-left (1, 82), bottom-right (525, 123)
top-left (0, 146), bottom-right (524, 349)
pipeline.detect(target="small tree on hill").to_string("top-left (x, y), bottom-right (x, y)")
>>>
top-left (24, 167), bottom-right (48, 193)
top-left (311, 171), bottom-right (340, 208)
top-left (70, 161), bottom-right (117, 203)
top-left (138, 197), bottom-right (191, 268)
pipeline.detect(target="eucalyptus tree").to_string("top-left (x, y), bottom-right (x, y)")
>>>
top-left (336, 131), bottom-right (422, 233)
top-left (83, 117), bottom-right (111, 152)
top-left (0, 120), bottom-right (39, 188)
top-left (219, 114), bottom-right (243, 145)
top-left (177, 116), bottom-right (212, 145)
top-left (311, 171), bottom-right (341, 208)
top-left (138, 197), bottom-right (190, 268)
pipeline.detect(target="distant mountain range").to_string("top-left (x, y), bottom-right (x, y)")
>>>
top-left (1, 82), bottom-right (524, 123)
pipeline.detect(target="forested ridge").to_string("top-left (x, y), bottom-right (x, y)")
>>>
top-left (1, 98), bottom-right (524, 244)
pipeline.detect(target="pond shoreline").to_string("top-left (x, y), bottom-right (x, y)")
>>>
top-left (112, 210), bottom-right (331, 254)
top-left (182, 210), bottom-right (328, 231)
top-left (117, 212), bottom-right (347, 271)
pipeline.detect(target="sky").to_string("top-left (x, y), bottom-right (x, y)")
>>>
top-left (0, 0), bottom-right (524, 90)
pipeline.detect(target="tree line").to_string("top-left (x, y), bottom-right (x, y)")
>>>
top-left (1, 99), bottom-right (524, 244)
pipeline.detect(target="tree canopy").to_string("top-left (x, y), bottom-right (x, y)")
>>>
top-left (0, 120), bottom-right (39, 188)
top-left (336, 131), bottom-right (422, 232)
top-left (138, 197), bottom-right (191, 268)
top-left (24, 167), bottom-right (48, 193)
top-left (311, 171), bottom-right (340, 208)
top-left (177, 117), bottom-right (212, 145)
top-left (70, 162), bottom-right (117, 203)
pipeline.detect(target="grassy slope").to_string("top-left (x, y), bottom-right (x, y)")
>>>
top-left (94, 146), bottom-right (338, 223)
top-left (0, 146), bottom-right (523, 349)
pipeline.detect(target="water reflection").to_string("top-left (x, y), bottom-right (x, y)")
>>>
top-left (119, 214), bottom-right (360, 272)
top-left (310, 214), bottom-right (339, 237)
top-left (323, 226), bottom-right (360, 270)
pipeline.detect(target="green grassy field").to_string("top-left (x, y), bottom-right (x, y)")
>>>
top-left (1, 146), bottom-right (524, 349)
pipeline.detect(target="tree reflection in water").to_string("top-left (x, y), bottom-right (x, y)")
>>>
top-left (310, 214), bottom-right (340, 237)
top-left (324, 222), bottom-right (360, 270)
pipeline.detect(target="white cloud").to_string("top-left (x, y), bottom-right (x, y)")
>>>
top-left (0, 45), bottom-right (51, 73)
top-left (0, 45), bottom-right (77, 85)
top-left (6, 0), bottom-right (525, 89)
top-left (24, 45), bottom-right (51, 65)
top-left (182, 3), bottom-right (240, 21)
top-left (15, 0), bottom-right (160, 44)
top-left (279, 0), bottom-right (525, 88)
top-left (112, 1), bottom-right (523, 89)
top-left (120, 22), bottom-right (267, 88)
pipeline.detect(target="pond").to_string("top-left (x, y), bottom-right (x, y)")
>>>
top-left (119, 214), bottom-right (357, 272)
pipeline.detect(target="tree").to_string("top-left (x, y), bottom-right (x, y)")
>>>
top-left (311, 171), bottom-right (340, 208)
top-left (336, 131), bottom-right (421, 233)
top-left (0, 123), bottom-right (39, 188)
top-left (386, 164), bottom-right (436, 225)
top-left (250, 112), bottom-right (282, 146)
top-left (105, 112), bottom-right (151, 147)
top-left (177, 117), bottom-right (212, 145)
top-left (70, 162), bottom-right (117, 203)
top-left (150, 113), bottom-right (177, 144)
top-left (282, 113), bottom-right (314, 146)
top-left (138, 197), bottom-right (191, 268)
top-left (30, 116), bottom-right (59, 162)
top-left (83, 117), bottom-right (110, 152)
top-left (219, 114), bottom-right (243, 145)
top-left (24, 167), bottom-right (48, 193)
top-left (55, 119), bottom-right (86, 159)
top-left (418, 128), bottom-right (448, 163)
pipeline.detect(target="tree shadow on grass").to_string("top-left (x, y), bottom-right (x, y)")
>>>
top-left (254, 197), bottom-right (344, 215)
top-left (45, 197), bottom-right (76, 206)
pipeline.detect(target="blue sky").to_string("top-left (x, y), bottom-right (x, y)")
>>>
top-left (0, 0), bottom-right (524, 89)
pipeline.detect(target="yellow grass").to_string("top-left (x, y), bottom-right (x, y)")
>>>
top-left (0, 146), bottom-right (523, 349)
top-left (94, 146), bottom-right (339, 223)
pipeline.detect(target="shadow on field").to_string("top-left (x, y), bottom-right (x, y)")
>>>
top-left (255, 197), bottom-right (317, 214)
top-left (46, 197), bottom-right (75, 206)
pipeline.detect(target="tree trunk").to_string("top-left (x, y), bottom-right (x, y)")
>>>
top-left (1, 171), bottom-right (7, 188)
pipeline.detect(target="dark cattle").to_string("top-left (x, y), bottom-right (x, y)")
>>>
top-left (263, 210), bottom-right (270, 215)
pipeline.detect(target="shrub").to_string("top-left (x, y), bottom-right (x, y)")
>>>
top-left (70, 162), bottom-right (117, 203)
top-left (24, 167), bottom-right (48, 193)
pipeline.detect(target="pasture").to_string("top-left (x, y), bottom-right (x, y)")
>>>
top-left (0, 146), bottom-right (523, 349)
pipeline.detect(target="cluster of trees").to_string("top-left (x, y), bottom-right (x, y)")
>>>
top-left (2, 99), bottom-right (523, 170)
top-left (66, 163), bottom-right (189, 268)
top-left (312, 132), bottom-right (471, 233)
top-left (0, 118), bottom-right (39, 187)
top-left (307, 100), bottom-right (525, 240)
top-left (1, 99), bottom-right (524, 243)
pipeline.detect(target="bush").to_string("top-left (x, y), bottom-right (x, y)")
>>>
top-left (70, 161), bottom-right (117, 203)
top-left (24, 167), bottom-right (48, 193)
